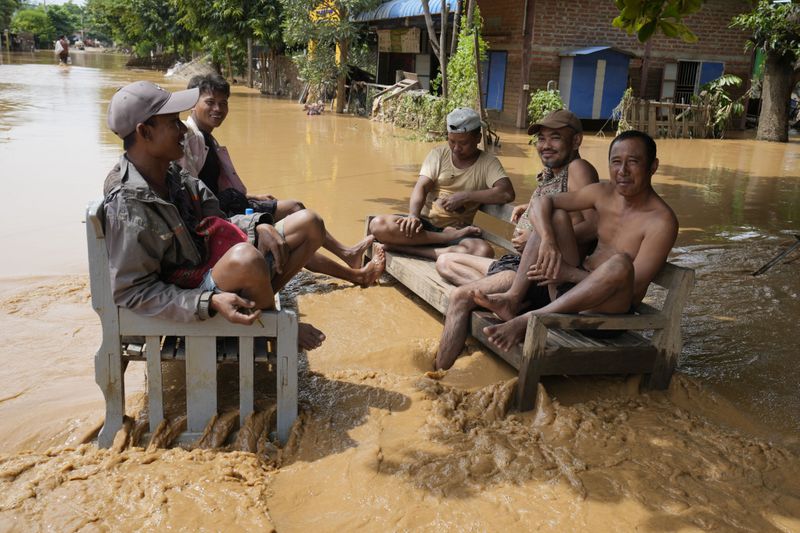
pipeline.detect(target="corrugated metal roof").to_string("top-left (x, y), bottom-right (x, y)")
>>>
top-left (560, 46), bottom-right (634, 57)
top-left (354, 0), bottom-right (460, 22)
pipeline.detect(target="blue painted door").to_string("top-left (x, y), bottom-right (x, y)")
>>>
top-left (698, 61), bottom-right (724, 87)
top-left (481, 51), bottom-right (507, 110)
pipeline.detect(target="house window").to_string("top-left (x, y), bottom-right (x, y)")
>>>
top-left (662, 60), bottom-right (725, 103)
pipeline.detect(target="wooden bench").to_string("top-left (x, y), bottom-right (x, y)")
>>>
top-left (86, 200), bottom-right (299, 448)
top-left (367, 204), bottom-right (694, 410)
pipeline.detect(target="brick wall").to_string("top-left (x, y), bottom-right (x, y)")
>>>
top-left (478, 0), bottom-right (753, 128)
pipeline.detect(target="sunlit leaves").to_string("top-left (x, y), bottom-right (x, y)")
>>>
top-left (731, 0), bottom-right (800, 61)
top-left (612, 0), bottom-right (702, 42)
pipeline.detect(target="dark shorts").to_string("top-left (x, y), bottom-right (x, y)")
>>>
top-left (396, 214), bottom-right (443, 233)
top-left (487, 253), bottom-right (521, 276)
top-left (216, 188), bottom-right (278, 223)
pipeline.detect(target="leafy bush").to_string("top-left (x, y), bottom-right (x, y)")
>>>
top-left (527, 89), bottom-right (565, 123)
top-left (377, 90), bottom-right (448, 140)
top-left (691, 74), bottom-right (746, 138)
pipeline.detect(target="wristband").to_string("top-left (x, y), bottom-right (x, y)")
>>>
top-left (198, 291), bottom-right (216, 320)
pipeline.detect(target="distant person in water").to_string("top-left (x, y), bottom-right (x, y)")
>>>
top-left (55, 35), bottom-right (69, 65)
top-left (474, 130), bottom-right (678, 352)
top-left (103, 81), bottom-right (326, 350)
top-left (180, 73), bottom-right (385, 288)
top-left (368, 107), bottom-right (515, 260)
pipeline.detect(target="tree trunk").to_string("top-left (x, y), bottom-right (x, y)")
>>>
top-left (757, 52), bottom-right (794, 142)
top-left (247, 37), bottom-right (253, 88)
top-left (335, 38), bottom-right (349, 113)
top-left (440, 2), bottom-right (448, 99)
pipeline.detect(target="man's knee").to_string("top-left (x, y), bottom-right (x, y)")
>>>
top-left (449, 285), bottom-right (474, 308)
top-left (285, 199), bottom-right (305, 213)
top-left (606, 253), bottom-right (634, 284)
top-left (219, 242), bottom-right (268, 277)
top-left (461, 238), bottom-right (494, 258)
top-left (552, 208), bottom-right (571, 226)
top-left (293, 208), bottom-right (325, 243)
top-left (435, 253), bottom-right (457, 277)
top-left (368, 215), bottom-right (392, 237)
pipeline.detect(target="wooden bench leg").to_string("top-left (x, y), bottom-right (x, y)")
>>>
top-left (644, 349), bottom-right (677, 390)
top-left (185, 336), bottom-right (217, 433)
top-left (95, 342), bottom-right (125, 448)
top-left (276, 312), bottom-right (298, 445)
top-left (516, 316), bottom-right (547, 411)
top-left (239, 337), bottom-right (255, 426)
top-left (145, 335), bottom-right (164, 433)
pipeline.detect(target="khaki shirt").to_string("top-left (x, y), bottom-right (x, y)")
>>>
top-left (419, 145), bottom-right (507, 228)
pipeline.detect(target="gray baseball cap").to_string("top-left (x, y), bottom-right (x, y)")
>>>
top-left (446, 107), bottom-right (482, 133)
top-left (107, 81), bottom-right (199, 139)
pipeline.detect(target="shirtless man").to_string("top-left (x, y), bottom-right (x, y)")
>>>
top-left (475, 130), bottom-right (678, 351)
top-left (181, 74), bottom-right (384, 288)
top-left (434, 110), bottom-right (598, 369)
top-left (368, 107), bottom-right (515, 259)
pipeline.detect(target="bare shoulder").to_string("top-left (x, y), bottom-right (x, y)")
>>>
top-left (646, 193), bottom-right (679, 235)
top-left (567, 158), bottom-right (600, 189)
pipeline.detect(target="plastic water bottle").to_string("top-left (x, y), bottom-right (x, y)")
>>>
top-left (245, 208), bottom-right (254, 215)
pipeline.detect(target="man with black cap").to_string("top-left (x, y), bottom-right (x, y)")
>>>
top-left (102, 81), bottom-right (326, 350)
top-left (434, 108), bottom-right (598, 370)
top-left (368, 107), bottom-right (515, 259)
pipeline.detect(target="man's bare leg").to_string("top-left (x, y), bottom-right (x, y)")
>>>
top-left (386, 235), bottom-right (493, 260)
top-left (273, 199), bottom-right (374, 268)
top-left (483, 254), bottom-right (635, 351)
top-left (436, 271), bottom-right (516, 370)
top-left (211, 242), bottom-right (275, 308)
top-left (270, 209), bottom-right (326, 290)
top-left (304, 244), bottom-right (386, 287)
top-left (368, 214), bottom-right (485, 259)
top-left (473, 210), bottom-right (579, 320)
top-left (435, 252), bottom-right (496, 286)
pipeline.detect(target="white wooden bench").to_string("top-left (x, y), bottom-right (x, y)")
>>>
top-left (86, 200), bottom-right (299, 448)
top-left (368, 204), bottom-right (694, 410)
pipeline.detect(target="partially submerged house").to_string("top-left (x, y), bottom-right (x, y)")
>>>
top-left (356, 0), bottom-right (753, 130)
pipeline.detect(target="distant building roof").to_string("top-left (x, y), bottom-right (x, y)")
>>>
top-left (354, 0), bottom-right (460, 22)
top-left (559, 46), bottom-right (635, 57)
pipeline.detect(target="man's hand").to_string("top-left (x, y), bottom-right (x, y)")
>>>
top-left (396, 215), bottom-right (422, 238)
top-left (510, 204), bottom-right (528, 224)
top-left (210, 292), bottom-right (263, 325)
top-left (511, 228), bottom-right (530, 253)
top-left (256, 223), bottom-right (288, 274)
top-left (249, 193), bottom-right (277, 201)
top-left (527, 262), bottom-right (579, 286)
top-left (535, 238), bottom-right (562, 281)
top-left (437, 192), bottom-right (469, 212)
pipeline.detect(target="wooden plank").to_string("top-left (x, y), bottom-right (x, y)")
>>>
top-left (185, 336), bottom-right (217, 433)
top-left (536, 346), bottom-right (658, 375)
top-left (119, 310), bottom-right (278, 337)
top-left (239, 336), bottom-right (255, 426)
top-left (384, 253), bottom-right (453, 315)
top-left (533, 311), bottom-right (667, 330)
top-left (145, 335), bottom-right (164, 433)
top-left (276, 311), bottom-right (298, 445)
top-left (469, 311), bottom-right (523, 369)
top-left (518, 316), bottom-right (547, 410)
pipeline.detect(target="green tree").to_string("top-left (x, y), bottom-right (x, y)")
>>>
top-left (732, 1), bottom-right (800, 142)
top-left (1, 0), bottom-right (21, 33)
top-left (11, 8), bottom-right (54, 47)
top-left (281, 0), bottom-right (380, 113)
top-left (443, 5), bottom-right (486, 111)
top-left (46, 4), bottom-right (81, 40)
top-left (612, 0), bottom-right (703, 42)
top-left (613, 0), bottom-right (800, 143)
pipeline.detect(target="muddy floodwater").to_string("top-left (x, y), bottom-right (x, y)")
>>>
top-left (1, 50), bottom-right (799, 531)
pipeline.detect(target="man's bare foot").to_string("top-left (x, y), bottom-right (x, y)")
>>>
top-left (442, 225), bottom-right (482, 240)
top-left (356, 243), bottom-right (385, 287)
top-left (341, 235), bottom-right (375, 268)
top-left (298, 322), bottom-right (326, 351)
top-left (483, 315), bottom-right (528, 351)
top-left (471, 289), bottom-right (520, 321)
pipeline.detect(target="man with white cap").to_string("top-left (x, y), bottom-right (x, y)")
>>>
top-left (102, 81), bottom-right (326, 350)
top-left (433, 108), bottom-right (599, 369)
top-left (368, 107), bottom-right (515, 259)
